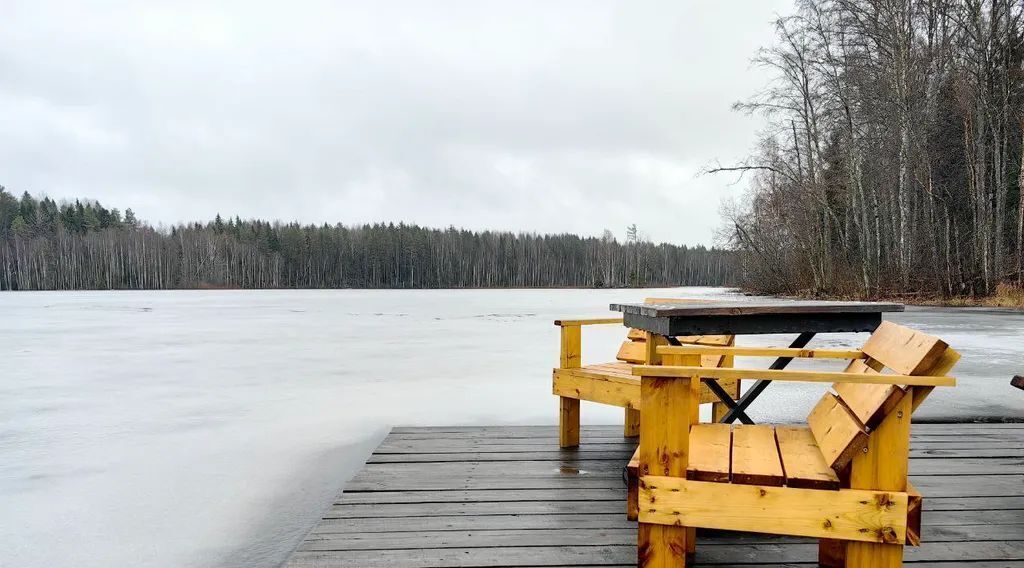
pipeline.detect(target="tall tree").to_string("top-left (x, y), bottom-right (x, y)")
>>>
top-left (718, 0), bottom-right (1024, 298)
top-left (0, 189), bottom-right (738, 291)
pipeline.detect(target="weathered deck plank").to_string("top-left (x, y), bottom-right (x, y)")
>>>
top-left (286, 424), bottom-right (1024, 567)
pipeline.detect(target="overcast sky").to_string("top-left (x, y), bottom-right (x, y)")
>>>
top-left (2, 0), bottom-right (790, 246)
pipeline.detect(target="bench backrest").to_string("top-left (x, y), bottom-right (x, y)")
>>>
top-left (615, 298), bottom-right (734, 367)
top-left (807, 321), bottom-right (960, 472)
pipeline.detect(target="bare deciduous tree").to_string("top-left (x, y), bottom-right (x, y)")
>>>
top-left (718, 0), bottom-right (1023, 298)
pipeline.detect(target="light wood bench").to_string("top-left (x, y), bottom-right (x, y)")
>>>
top-left (629, 321), bottom-right (959, 568)
top-left (552, 298), bottom-right (741, 448)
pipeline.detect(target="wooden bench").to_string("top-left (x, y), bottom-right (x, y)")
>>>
top-left (552, 298), bottom-right (741, 448)
top-left (629, 321), bottom-right (960, 568)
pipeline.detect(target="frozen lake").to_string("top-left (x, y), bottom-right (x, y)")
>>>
top-left (2, 287), bottom-right (1021, 567)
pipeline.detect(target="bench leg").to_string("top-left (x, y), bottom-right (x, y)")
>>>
top-left (559, 397), bottom-right (580, 448)
top-left (844, 393), bottom-right (912, 568)
top-left (638, 367), bottom-right (697, 567)
top-left (639, 524), bottom-right (687, 568)
top-left (845, 542), bottom-right (902, 568)
top-left (626, 464), bottom-right (638, 521)
top-left (624, 408), bottom-right (640, 437)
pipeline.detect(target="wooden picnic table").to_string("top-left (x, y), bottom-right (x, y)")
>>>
top-left (609, 299), bottom-right (904, 424)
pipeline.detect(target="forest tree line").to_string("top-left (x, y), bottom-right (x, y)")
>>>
top-left (0, 189), bottom-right (737, 291)
top-left (722, 0), bottom-right (1024, 298)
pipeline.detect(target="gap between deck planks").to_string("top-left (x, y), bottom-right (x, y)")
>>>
top-left (285, 424), bottom-right (1024, 568)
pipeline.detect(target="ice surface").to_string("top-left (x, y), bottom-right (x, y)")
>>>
top-left (0, 288), bottom-right (1020, 567)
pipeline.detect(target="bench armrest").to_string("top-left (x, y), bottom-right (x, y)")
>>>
top-left (632, 366), bottom-right (956, 387)
top-left (555, 317), bottom-right (625, 369)
top-left (553, 318), bottom-right (624, 326)
top-left (657, 345), bottom-right (864, 360)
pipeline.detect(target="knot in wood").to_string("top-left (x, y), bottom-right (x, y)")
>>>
top-left (878, 526), bottom-right (898, 543)
top-left (874, 493), bottom-right (894, 509)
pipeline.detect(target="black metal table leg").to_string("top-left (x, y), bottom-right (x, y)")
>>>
top-left (702, 379), bottom-right (753, 425)
top-left (719, 331), bottom-right (816, 424)
top-left (663, 336), bottom-right (755, 425)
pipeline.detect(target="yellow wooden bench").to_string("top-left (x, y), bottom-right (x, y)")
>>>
top-left (552, 298), bottom-right (741, 448)
top-left (629, 321), bottom-right (959, 568)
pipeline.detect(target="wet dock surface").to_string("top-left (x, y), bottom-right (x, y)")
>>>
top-left (285, 423), bottom-right (1024, 567)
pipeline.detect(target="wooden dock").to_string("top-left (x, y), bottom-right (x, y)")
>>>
top-left (285, 423), bottom-right (1024, 567)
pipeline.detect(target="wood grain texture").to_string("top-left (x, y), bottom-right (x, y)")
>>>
top-left (610, 300), bottom-right (903, 318)
top-left (834, 380), bottom-right (906, 430)
top-left (913, 347), bottom-right (962, 412)
top-left (622, 336), bottom-right (734, 364)
top-left (553, 366), bottom-right (739, 407)
top-left (616, 340), bottom-right (646, 364)
top-left (808, 392), bottom-right (869, 471)
top-left (625, 311), bottom-right (886, 337)
top-left (638, 477), bottom-right (908, 544)
top-left (552, 370), bottom-right (639, 408)
top-left (286, 424), bottom-right (1024, 568)
top-left (845, 392), bottom-right (914, 567)
top-left (775, 425), bottom-right (840, 490)
top-left (861, 321), bottom-right (948, 375)
top-left (558, 324), bottom-right (581, 369)
top-left (558, 396), bottom-right (579, 448)
top-left (687, 424), bottom-right (731, 483)
top-left (730, 424), bottom-right (784, 486)
top-left (641, 331), bottom-right (663, 366)
top-left (624, 408), bottom-right (640, 438)
top-left (553, 317), bottom-right (624, 326)
top-left (631, 366), bottom-right (955, 387)
top-left (659, 345), bottom-right (866, 359)
top-left (637, 369), bottom-right (698, 568)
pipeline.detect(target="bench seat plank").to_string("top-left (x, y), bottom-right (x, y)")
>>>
top-left (775, 426), bottom-right (840, 490)
top-left (731, 425), bottom-right (784, 486)
top-left (687, 424), bottom-right (732, 482)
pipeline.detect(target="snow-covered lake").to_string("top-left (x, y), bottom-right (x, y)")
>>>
top-left (2, 287), bottom-right (1021, 567)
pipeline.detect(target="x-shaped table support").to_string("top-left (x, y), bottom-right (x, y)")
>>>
top-left (666, 332), bottom-right (816, 425)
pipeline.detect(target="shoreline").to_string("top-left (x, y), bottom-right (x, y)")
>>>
top-left (767, 284), bottom-right (1024, 310)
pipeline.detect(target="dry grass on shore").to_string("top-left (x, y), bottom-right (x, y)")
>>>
top-left (931, 283), bottom-right (1024, 308)
top-left (787, 282), bottom-right (1024, 309)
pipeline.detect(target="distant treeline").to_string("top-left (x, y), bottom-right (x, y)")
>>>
top-left (0, 189), bottom-right (736, 290)
top-left (723, 0), bottom-right (1023, 298)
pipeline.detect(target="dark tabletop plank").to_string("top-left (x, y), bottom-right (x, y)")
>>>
top-left (609, 300), bottom-right (904, 318)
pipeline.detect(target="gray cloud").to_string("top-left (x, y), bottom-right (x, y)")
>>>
top-left (1, 0), bottom-right (789, 244)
